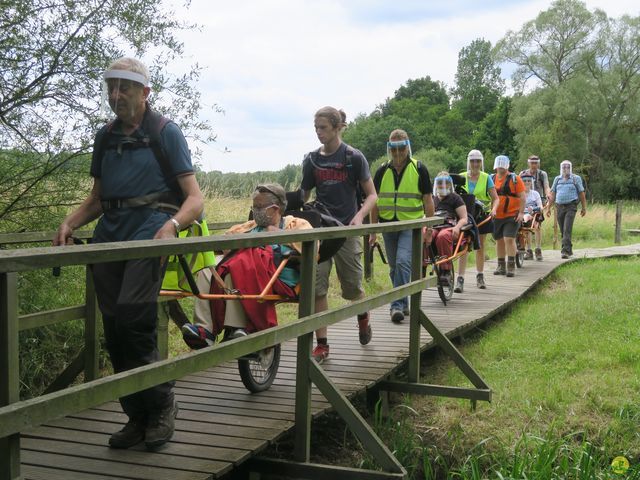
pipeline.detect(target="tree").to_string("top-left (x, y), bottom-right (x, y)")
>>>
top-left (451, 39), bottom-right (505, 123)
top-left (382, 76), bottom-right (449, 111)
top-left (494, 0), bottom-right (605, 92)
top-left (473, 97), bottom-right (518, 170)
top-left (0, 0), bottom-right (215, 231)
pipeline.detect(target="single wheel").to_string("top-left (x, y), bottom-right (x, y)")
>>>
top-left (515, 233), bottom-right (525, 268)
top-left (238, 344), bottom-right (281, 393)
top-left (436, 261), bottom-right (454, 305)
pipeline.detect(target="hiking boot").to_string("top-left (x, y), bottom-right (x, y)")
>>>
top-left (225, 327), bottom-right (247, 341)
top-left (506, 261), bottom-right (516, 277)
top-left (476, 273), bottom-right (486, 289)
top-left (312, 343), bottom-right (330, 363)
top-left (390, 309), bottom-right (404, 324)
top-left (181, 324), bottom-right (215, 349)
top-left (493, 263), bottom-right (506, 275)
top-left (145, 401), bottom-right (179, 450)
top-left (439, 270), bottom-right (452, 286)
top-left (524, 249), bottom-right (534, 260)
top-left (358, 313), bottom-right (372, 345)
top-left (561, 252), bottom-right (569, 259)
top-left (108, 417), bottom-right (146, 449)
top-left (402, 308), bottom-right (410, 317)
top-left (535, 248), bottom-right (543, 261)
top-left (454, 276), bottom-right (464, 293)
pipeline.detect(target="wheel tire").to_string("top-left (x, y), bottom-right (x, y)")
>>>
top-left (238, 344), bottom-right (281, 393)
top-left (436, 262), bottom-right (454, 305)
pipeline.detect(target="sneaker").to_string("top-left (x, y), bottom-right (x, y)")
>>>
top-left (494, 263), bottom-right (506, 275)
top-left (524, 249), bottom-right (533, 260)
top-left (358, 313), bottom-right (372, 345)
top-left (454, 276), bottom-right (464, 293)
top-left (181, 324), bottom-right (215, 349)
top-left (506, 262), bottom-right (515, 277)
top-left (535, 248), bottom-right (543, 261)
top-left (225, 328), bottom-right (247, 341)
top-left (312, 343), bottom-right (330, 363)
top-left (390, 309), bottom-right (404, 324)
top-left (109, 417), bottom-right (146, 449)
top-left (476, 273), bottom-right (486, 289)
top-left (145, 401), bottom-right (179, 450)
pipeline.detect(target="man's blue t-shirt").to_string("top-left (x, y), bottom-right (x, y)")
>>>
top-left (90, 118), bottom-right (193, 243)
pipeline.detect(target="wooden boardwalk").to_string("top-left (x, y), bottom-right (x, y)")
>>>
top-left (19, 244), bottom-right (640, 480)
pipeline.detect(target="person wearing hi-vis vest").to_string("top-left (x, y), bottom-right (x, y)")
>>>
top-left (369, 129), bottom-right (434, 324)
top-left (456, 149), bottom-right (498, 292)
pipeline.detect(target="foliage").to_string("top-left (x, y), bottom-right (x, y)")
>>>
top-left (472, 97), bottom-right (519, 170)
top-left (495, 0), bottom-right (640, 199)
top-left (0, 0), bottom-right (215, 231)
top-left (451, 38), bottom-right (505, 122)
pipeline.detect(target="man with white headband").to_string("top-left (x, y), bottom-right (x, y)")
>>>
top-left (370, 129), bottom-right (433, 324)
top-left (519, 155), bottom-right (550, 260)
top-left (546, 160), bottom-right (587, 258)
top-left (491, 155), bottom-right (526, 277)
top-left (54, 57), bottom-right (204, 450)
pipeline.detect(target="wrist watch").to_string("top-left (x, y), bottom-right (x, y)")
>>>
top-left (170, 218), bottom-right (180, 234)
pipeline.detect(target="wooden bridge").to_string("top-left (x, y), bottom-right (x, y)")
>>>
top-left (1, 223), bottom-right (638, 480)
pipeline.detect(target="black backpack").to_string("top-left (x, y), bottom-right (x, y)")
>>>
top-left (93, 105), bottom-right (183, 209)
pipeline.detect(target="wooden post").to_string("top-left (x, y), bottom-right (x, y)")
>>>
top-left (615, 201), bottom-right (622, 245)
top-left (407, 227), bottom-right (423, 383)
top-left (1, 272), bottom-right (21, 480)
top-left (294, 240), bottom-right (317, 463)
top-left (84, 267), bottom-right (100, 381)
top-left (363, 215), bottom-right (373, 281)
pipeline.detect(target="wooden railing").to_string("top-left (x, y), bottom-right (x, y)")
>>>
top-left (0, 218), bottom-right (491, 480)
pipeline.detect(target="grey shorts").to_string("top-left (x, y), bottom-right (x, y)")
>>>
top-left (315, 235), bottom-right (364, 300)
top-left (493, 216), bottom-right (519, 240)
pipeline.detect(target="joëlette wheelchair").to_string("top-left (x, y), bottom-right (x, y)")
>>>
top-left (422, 174), bottom-right (490, 305)
top-left (160, 192), bottom-right (345, 393)
top-left (515, 210), bottom-right (543, 268)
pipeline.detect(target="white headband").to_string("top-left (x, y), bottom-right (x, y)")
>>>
top-left (103, 69), bottom-right (149, 86)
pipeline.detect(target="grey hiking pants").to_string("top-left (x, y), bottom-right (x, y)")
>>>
top-left (556, 201), bottom-right (578, 255)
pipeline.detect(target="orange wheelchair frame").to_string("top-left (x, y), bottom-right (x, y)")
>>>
top-left (515, 211), bottom-right (542, 268)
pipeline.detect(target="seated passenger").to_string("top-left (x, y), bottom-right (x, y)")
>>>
top-left (182, 183), bottom-right (312, 349)
top-left (521, 174), bottom-right (543, 260)
top-left (430, 172), bottom-right (468, 285)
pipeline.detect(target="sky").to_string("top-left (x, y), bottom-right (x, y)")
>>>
top-left (163, 0), bottom-right (639, 173)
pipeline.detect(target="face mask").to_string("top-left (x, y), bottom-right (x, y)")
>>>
top-left (252, 208), bottom-right (272, 227)
top-left (436, 187), bottom-right (449, 197)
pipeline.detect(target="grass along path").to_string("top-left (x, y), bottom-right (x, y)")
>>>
top-left (370, 256), bottom-right (640, 479)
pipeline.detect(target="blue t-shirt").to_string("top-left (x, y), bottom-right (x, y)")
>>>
top-left (90, 117), bottom-right (193, 243)
top-left (251, 223), bottom-right (299, 287)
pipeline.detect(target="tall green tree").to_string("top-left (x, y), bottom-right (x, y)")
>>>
top-left (451, 38), bottom-right (505, 122)
top-left (473, 97), bottom-right (518, 170)
top-left (0, 0), bottom-right (215, 231)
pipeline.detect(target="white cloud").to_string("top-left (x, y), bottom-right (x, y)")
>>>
top-left (164, 0), bottom-right (638, 173)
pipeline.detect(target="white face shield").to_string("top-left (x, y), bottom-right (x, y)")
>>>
top-left (100, 69), bottom-right (149, 119)
top-left (467, 149), bottom-right (484, 172)
top-left (433, 175), bottom-right (453, 198)
top-left (561, 160), bottom-right (572, 177)
top-left (493, 155), bottom-right (510, 171)
top-left (387, 139), bottom-right (412, 163)
top-left (521, 175), bottom-right (533, 190)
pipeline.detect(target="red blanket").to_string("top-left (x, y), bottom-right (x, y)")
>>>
top-left (209, 246), bottom-right (297, 335)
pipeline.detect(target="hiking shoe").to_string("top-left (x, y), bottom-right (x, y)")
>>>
top-left (312, 343), bottom-right (330, 363)
top-left (493, 263), bottom-right (506, 275)
top-left (145, 401), bottom-right (179, 450)
top-left (402, 308), bottom-right (410, 317)
top-left (439, 270), bottom-right (452, 286)
top-left (108, 417), bottom-right (146, 449)
top-left (535, 248), bottom-right (543, 261)
top-left (181, 324), bottom-right (215, 349)
top-left (358, 313), bottom-right (372, 345)
top-left (561, 252), bottom-right (569, 259)
top-left (390, 309), bottom-right (404, 324)
top-left (476, 273), bottom-right (486, 289)
top-left (524, 249), bottom-right (534, 260)
top-left (454, 276), bottom-right (464, 293)
top-left (506, 262), bottom-right (516, 277)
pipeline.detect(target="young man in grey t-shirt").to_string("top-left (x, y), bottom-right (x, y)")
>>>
top-left (300, 106), bottom-right (377, 363)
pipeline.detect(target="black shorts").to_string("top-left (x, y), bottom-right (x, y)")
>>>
top-left (493, 217), bottom-right (519, 240)
top-left (477, 217), bottom-right (494, 235)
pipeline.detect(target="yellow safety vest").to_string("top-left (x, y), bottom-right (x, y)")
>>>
top-left (461, 171), bottom-right (491, 209)
top-left (377, 159), bottom-right (424, 221)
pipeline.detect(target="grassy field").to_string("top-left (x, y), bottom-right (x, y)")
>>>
top-left (359, 256), bottom-right (640, 479)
